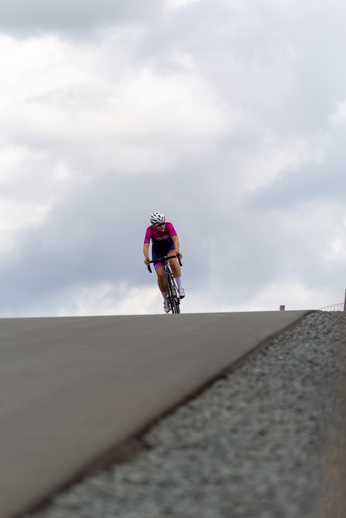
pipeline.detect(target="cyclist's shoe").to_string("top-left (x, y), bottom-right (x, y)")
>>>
top-left (178, 288), bottom-right (186, 299)
top-left (163, 299), bottom-right (171, 313)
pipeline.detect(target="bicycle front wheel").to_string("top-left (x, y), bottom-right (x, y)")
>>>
top-left (170, 293), bottom-right (180, 314)
top-left (166, 273), bottom-right (180, 314)
top-left (173, 300), bottom-right (180, 313)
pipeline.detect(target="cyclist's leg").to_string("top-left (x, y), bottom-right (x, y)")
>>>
top-left (155, 266), bottom-right (171, 312)
top-left (155, 266), bottom-right (166, 293)
top-left (152, 245), bottom-right (166, 292)
top-left (168, 255), bottom-right (181, 277)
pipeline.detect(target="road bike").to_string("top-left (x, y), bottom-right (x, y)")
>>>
top-left (147, 254), bottom-right (183, 314)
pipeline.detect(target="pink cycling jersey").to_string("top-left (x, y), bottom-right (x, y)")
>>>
top-left (144, 222), bottom-right (177, 244)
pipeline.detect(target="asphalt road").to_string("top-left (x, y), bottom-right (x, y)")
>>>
top-left (0, 311), bottom-right (310, 518)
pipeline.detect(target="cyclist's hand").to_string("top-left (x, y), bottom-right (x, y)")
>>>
top-left (176, 251), bottom-right (183, 259)
top-left (144, 257), bottom-right (150, 265)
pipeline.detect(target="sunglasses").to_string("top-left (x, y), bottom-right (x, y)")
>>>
top-left (156, 223), bottom-right (165, 227)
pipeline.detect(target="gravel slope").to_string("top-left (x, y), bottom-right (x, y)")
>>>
top-left (25, 311), bottom-right (346, 518)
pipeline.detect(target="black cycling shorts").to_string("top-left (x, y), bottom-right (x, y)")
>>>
top-left (152, 237), bottom-right (175, 269)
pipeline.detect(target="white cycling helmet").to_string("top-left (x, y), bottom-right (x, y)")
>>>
top-left (150, 211), bottom-right (166, 225)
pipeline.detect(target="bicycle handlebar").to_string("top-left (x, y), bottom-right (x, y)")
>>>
top-left (146, 254), bottom-right (183, 273)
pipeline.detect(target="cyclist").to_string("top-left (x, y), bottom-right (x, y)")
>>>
top-left (144, 211), bottom-right (185, 313)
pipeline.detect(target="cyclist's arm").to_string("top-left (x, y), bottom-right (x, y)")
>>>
top-left (172, 235), bottom-right (182, 258)
top-left (143, 242), bottom-right (150, 264)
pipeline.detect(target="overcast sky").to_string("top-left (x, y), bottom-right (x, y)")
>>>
top-left (0, 0), bottom-right (345, 317)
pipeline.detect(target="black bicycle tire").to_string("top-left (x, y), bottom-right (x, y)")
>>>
top-left (171, 278), bottom-right (180, 314)
top-left (171, 293), bottom-right (179, 313)
top-left (165, 271), bottom-right (173, 313)
top-left (171, 295), bottom-right (179, 313)
top-left (168, 274), bottom-right (180, 314)
top-left (164, 269), bottom-right (178, 314)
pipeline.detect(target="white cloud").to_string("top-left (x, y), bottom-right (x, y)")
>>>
top-left (165, 0), bottom-right (201, 11)
top-left (0, 198), bottom-right (52, 262)
top-left (323, 219), bottom-right (346, 263)
top-left (329, 100), bottom-right (346, 127)
top-left (17, 283), bottom-right (162, 318)
top-left (0, 33), bottom-right (233, 180)
top-left (242, 278), bottom-right (320, 312)
top-left (231, 136), bottom-right (316, 196)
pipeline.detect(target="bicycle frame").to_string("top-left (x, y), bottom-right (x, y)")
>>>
top-left (147, 254), bottom-right (182, 314)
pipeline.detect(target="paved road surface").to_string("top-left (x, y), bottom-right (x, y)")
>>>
top-left (0, 311), bottom-right (310, 517)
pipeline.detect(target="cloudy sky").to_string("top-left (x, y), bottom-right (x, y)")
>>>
top-left (0, 0), bottom-right (345, 317)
